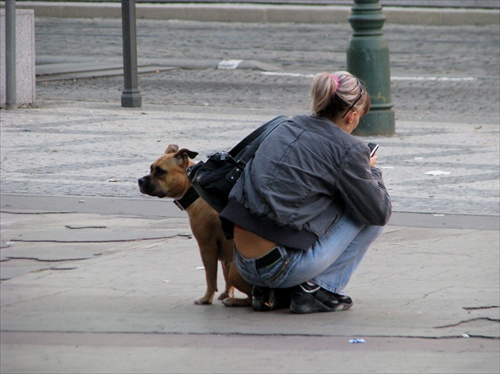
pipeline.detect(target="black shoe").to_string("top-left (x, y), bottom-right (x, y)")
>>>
top-left (289, 282), bottom-right (353, 314)
top-left (252, 286), bottom-right (292, 311)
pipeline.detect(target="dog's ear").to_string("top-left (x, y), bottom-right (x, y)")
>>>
top-left (174, 148), bottom-right (199, 167)
top-left (174, 148), bottom-right (198, 159)
top-left (165, 144), bottom-right (179, 154)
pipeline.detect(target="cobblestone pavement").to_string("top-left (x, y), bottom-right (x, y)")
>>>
top-left (1, 17), bottom-right (499, 216)
top-left (33, 18), bottom-right (499, 125)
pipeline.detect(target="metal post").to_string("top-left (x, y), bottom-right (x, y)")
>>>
top-left (121, 0), bottom-right (142, 108)
top-left (347, 0), bottom-right (395, 136)
top-left (5, 0), bottom-right (17, 110)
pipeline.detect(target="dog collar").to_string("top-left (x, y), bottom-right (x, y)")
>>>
top-left (173, 186), bottom-right (200, 211)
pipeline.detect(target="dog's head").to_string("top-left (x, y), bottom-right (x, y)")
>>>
top-left (138, 144), bottom-right (198, 199)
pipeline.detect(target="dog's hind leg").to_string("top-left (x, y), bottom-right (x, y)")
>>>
top-left (222, 263), bottom-right (252, 307)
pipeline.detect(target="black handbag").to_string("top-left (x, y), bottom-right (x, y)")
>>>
top-left (186, 115), bottom-right (288, 213)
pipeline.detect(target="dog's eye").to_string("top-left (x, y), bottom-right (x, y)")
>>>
top-left (155, 167), bottom-right (167, 177)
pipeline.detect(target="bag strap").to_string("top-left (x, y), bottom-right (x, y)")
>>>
top-left (229, 115), bottom-right (288, 162)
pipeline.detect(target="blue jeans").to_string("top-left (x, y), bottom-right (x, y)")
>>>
top-left (233, 212), bottom-right (384, 295)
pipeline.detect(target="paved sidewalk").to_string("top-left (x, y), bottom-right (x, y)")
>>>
top-left (0, 196), bottom-right (499, 374)
top-left (0, 193), bottom-right (499, 373)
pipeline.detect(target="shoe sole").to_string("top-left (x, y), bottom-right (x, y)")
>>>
top-left (289, 297), bottom-right (353, 314)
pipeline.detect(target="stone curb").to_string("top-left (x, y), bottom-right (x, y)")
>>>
top-left (13, 1), bottom-right (500, 25)
top-left (34, 57), bottom-right (281, 81)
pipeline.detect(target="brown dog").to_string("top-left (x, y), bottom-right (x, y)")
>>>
top-left (138, 144), bottom-right (252, 306)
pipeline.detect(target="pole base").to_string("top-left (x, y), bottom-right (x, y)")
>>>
top-left (121, 90), bottom-right (142, 108)
top-left (354, 109), bottom-right (395, 136)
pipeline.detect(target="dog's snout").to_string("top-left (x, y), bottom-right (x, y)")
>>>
top-left (138, 176), bottom-right (151, 194)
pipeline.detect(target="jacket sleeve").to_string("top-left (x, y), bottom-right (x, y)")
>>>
top-left (336, 143), bottom-right (392, 226)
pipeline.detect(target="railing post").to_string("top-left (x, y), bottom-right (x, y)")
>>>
top-left (121, 0), bottom-right (142, 108)
top-left (347, 0), bottom-right (395, 136)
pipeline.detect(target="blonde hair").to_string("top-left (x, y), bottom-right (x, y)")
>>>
top-left (310, 71), bottom-right (370, 119)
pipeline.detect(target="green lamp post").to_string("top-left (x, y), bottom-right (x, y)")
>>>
top-left (347, 0), bottom-right (395, 136)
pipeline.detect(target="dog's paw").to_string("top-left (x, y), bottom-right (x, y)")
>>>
top-left (194, 296), bottom-right (213, 305)
top-left (218, 290), bottom-right (234, 301)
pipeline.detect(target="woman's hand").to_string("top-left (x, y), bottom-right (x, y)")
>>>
top-left (369, 154), bottom-right (378, 168)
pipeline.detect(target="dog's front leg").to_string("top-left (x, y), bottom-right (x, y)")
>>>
top-left (194, 243), bottom-right (219, 305)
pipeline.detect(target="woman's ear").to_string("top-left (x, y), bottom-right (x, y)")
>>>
top-left (344, 111), bottom-right (360, 134)
top-left (345, 110), bottom-right (357, 125)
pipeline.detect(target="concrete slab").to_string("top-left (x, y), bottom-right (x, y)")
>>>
top-left (0, 207), bottom-right (499, 373)
top-left (1, 242), bottom-right (100, 262)
top-left (1, 212), bottom-right (191, 242)
top-left (1, 206), bottom-right (498, 339)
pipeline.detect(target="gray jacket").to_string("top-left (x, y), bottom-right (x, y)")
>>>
top-left (220, 115), bottom-right (392, 250)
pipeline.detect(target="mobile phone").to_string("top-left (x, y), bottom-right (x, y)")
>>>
top-left (368, 142), bottom-right (379, 157)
